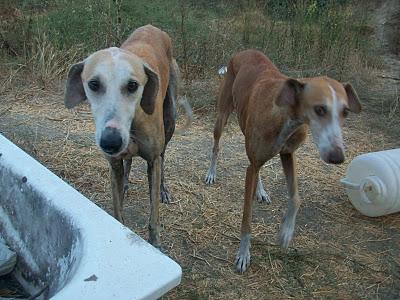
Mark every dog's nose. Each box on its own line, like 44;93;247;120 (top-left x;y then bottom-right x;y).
327;147;345;164
100;127;123;154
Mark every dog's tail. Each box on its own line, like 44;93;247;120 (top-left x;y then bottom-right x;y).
176;95;193;134
172;58;193;134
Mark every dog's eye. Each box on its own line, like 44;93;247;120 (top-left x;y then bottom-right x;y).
127;80;138;93
88;79;101;92
343;108;350;118
314;105;327;117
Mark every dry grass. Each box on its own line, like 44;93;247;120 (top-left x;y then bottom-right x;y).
1;76;400;299
30;34;82;88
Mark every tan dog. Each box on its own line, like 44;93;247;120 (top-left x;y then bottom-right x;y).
205;49;361;273
64;25;179;248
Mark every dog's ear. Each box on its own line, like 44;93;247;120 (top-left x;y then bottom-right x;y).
64;62;86;109
141;65;159;115
276;78;305;107
343;83;361;113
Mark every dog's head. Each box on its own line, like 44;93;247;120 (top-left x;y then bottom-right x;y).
276;77;361;164
64;47;159;157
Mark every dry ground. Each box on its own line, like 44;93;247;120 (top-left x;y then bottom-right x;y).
0;74;400;299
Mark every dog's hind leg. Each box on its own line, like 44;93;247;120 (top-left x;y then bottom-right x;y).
123;158;132;194
160;60;178;203
256;174;271;204
278;152;300;249
205;65;235;184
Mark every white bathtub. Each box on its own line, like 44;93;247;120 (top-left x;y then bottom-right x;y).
0;134;181;299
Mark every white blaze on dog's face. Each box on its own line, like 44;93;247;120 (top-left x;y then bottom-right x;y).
301;78;361;164
64;47;159;157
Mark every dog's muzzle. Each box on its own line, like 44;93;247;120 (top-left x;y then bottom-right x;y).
100;127;123;155
326;146;345;164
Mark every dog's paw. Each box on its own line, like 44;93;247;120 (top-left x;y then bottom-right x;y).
278;217;295;250
235;248;251;274
204;168;216;185
149;241;165;253
148;232;161;249
235;234;251;273
160;184;172;204
256;187;271;204
123;181;129;194
115;213;125;225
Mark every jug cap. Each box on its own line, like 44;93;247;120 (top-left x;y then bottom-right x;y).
360;176;387;205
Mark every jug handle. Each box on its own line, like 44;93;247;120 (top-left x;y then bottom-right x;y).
340;178;360;190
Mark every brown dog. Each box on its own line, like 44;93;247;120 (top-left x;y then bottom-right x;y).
64;25;179;248
205;49;361;272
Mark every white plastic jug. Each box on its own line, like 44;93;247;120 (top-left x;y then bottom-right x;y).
340;148;400;217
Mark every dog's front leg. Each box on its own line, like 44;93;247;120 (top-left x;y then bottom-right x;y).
235;163;260;273
147;156;161;248
108;158;125;223
279;152;300;249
